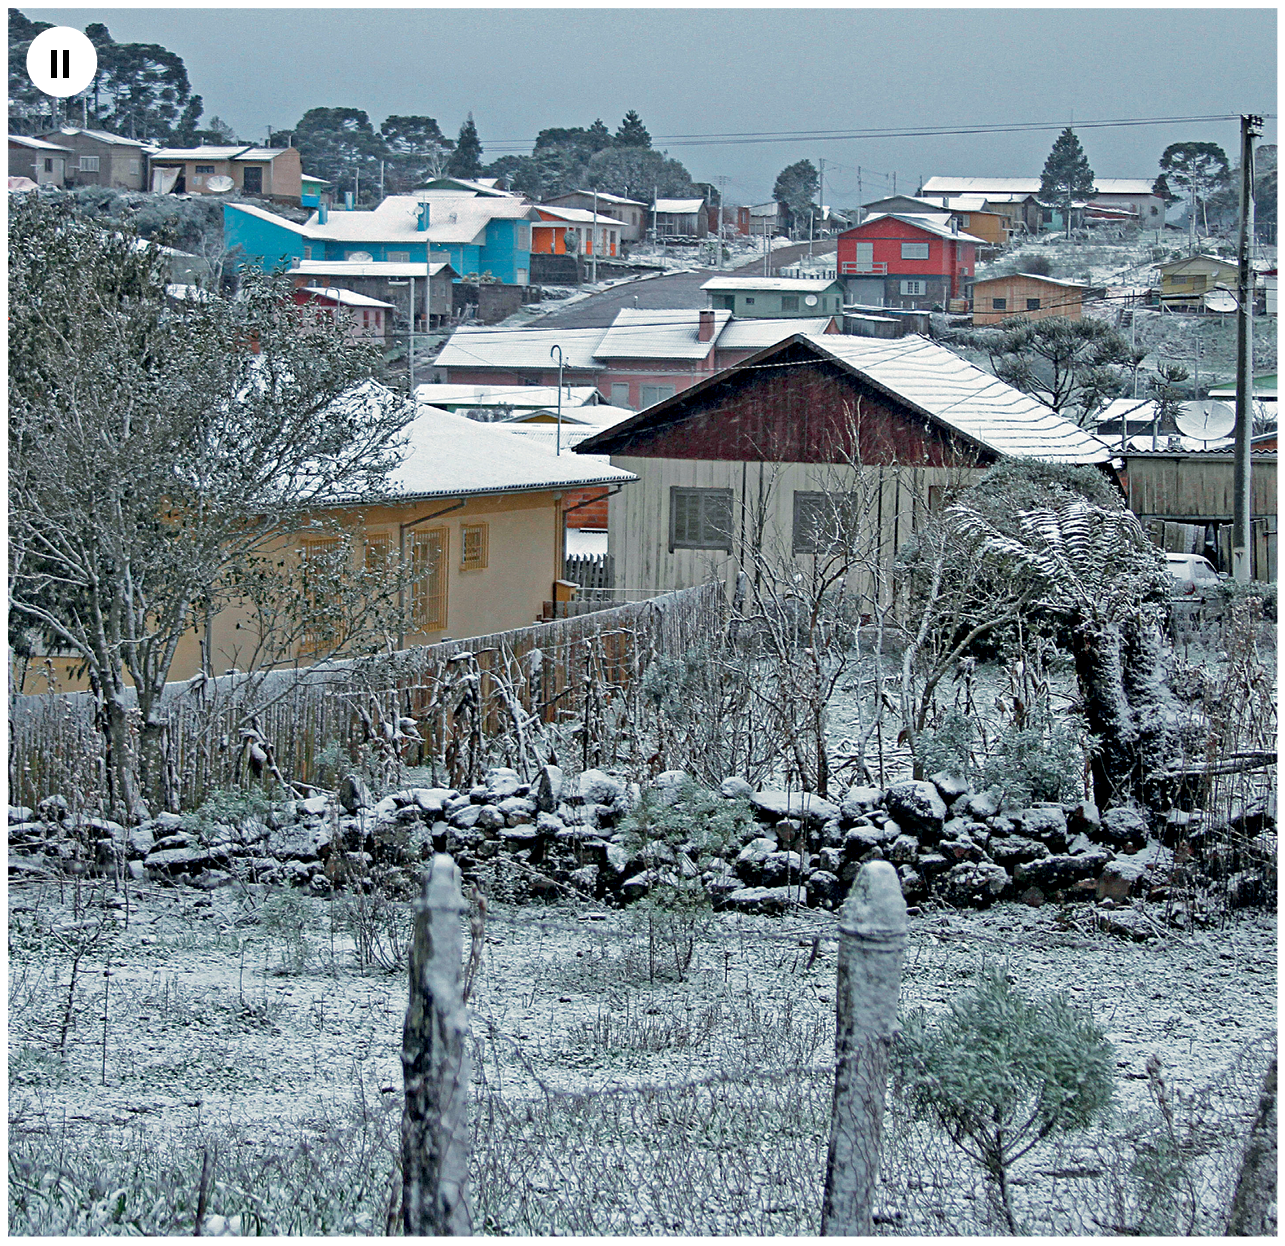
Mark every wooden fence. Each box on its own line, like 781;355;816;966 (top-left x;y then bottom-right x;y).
9;582;724;811
564;552;614;592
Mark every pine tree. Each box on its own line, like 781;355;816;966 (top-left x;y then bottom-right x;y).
446;112;483;178
1039;127;1095;237
614;110;651;148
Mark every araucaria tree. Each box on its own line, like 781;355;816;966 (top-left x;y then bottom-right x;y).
1153;141;1231;236
1039;127;1096;237
8;198;410;821
446;112;483;178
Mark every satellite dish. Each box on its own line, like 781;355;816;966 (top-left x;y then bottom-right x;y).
346;251;374;263
60;125;78;134
206;174;234;192
804;293;819;307
1175;400;1236;441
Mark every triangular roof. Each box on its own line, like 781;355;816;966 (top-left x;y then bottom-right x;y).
844;213;987;245
575;334;1109;464
39;126;149;148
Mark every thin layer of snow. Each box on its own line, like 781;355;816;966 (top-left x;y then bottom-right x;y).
594;308;732;359
565;528;609;556
700;275;840;293
716;317;835;348
298;286;395;309
433;324;603;371
415;384;600;411
289;259;454;278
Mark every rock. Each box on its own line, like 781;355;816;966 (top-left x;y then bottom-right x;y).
8;806;34;824
1066;832;1099;856
474;805;506;833
760;850;804;886
498;796;536;824
193;868;233;891
818;818;845;847
722;885;804;914
929;772;971;805
734;836;779;884
619;871;657;901
146;846;214;873
1014;849;1112;894
818;846;844;873
719;776;754;800
987;836;1050;868
1096;856;1151;904
704;872;742;902
750;791;841;827
94;838;121;872
127;826;156;858
536;811;565;835
1066;799;1101;839
959;789;1001;821
640;841;677;867
806;870;845;909
337;774;373;814
1012;805;1068;849
500;824;539;845
603;843;631;875
917;852;950;879
651;770;689;804
299;794;329;817
572;769;626;810
533;764;563;813
1102;805;1149;848
268;825;330;861
941;816;972;842
1020;886;1046;907
938;837;986;864
445;794;473;819
1226;870;1269;909
484;767;522;799
842;784;884;814
843;827;884;858
412;788;454;817
885;781;947;841
568;865;599;895
153;832;194;852
36;795;69;820
449;803;482;830
938;861;1010;908
888;834;920;865
897;866;927;903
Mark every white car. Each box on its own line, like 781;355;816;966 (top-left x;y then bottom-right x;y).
1166;553;1222;600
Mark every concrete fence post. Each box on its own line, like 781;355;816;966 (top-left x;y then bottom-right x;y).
821;859;908;1235
402;853;473;1235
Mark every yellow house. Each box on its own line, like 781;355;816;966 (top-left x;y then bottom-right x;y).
1157;254;1241;310
17;406;636;694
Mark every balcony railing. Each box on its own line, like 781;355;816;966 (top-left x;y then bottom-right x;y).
840;261;888;275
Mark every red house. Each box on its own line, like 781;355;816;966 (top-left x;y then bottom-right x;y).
836;213;982;311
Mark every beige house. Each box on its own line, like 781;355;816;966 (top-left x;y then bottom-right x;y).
1157;254;1241;310
575;333;1109;599
8;133;73;185
970;273;1087;325
148;144;303;202
36;127;148;189
18;404;636;694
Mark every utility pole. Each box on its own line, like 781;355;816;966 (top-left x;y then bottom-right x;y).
550;345;564;456
818;156;825;245
1232;112;1262;582
591;187;598;284
856;167;862;224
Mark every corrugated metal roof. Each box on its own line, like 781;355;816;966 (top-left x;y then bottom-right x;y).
415;384;601;410
537;205;624;225
653;198;706;214
290;259;455;278
9;134;74;152
970;272;1088;289
44;127;148;148
701;276;840;293
807;335;1109;463
433;325;603;371
923;176;1156;197
716;317;834;348
594;308;729;359
299;286;396;309
150;145;252;160
855;213;987;245
386;405;636;499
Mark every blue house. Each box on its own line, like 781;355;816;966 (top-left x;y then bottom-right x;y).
224;190;538;285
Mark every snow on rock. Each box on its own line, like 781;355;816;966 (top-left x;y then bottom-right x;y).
750;789;841;826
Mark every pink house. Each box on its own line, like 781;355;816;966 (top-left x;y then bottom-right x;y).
292;285;396;342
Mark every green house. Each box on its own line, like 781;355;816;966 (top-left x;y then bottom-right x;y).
701;275;847;319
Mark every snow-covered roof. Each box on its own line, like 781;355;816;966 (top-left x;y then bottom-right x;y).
716;317;835;348
289;259;455;278
922;176;1157;198
8;176;38;191
433;325;603;372
304;193;537;244
415;384;601;411
165;283;211;302
653;198;706;214
299;286;396;309
150;145;251;160
46;126;148;148
594;308;731;360
701;276;840;293
8;134;73;152
856;213;987;245
559;190;646;207
386;405;636;499
536;205;624;226
503;403;635;427
970;272;1089;289
579;334;1109;465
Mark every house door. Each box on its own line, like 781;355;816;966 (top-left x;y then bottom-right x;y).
242;166;263;194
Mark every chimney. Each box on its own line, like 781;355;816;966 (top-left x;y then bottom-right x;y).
318;203;328;225
345;191;354;210
698;308;715;341
417;202;431;231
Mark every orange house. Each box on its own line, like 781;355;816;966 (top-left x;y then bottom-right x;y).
532;205;622;258
970;273;1087;325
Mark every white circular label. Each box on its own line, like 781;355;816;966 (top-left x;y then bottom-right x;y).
26;27;97;98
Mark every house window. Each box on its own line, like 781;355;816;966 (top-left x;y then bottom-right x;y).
780;295;799;312
610;383;632;408
303;246;313;260
1026;298;1041;310
792;492;832;555
410;528;448;630
242;166;263;193
640;384;676;408
79;155;100;172
715;294;735;310
194;164;215;174
300;536;342;653
901;242;930;260
745;296;755;305
364;532;391;573
460;523;489;570
516;224;530;250
992;297;1007;310
670;487;733;552
900;280;926;296
43;159;53;172
960;215;971;227
388;251;410;263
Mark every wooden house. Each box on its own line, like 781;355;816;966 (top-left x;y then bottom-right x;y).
287;258;457;330
573;333;1108;598
1157;254;1242;311
148;144;304;201
701;275;847;318
836;214;983;309
544;190;647;241
36;127;148;189
652;197;708;239
969;273;1087;325
291;286;397;342
8;133;73;186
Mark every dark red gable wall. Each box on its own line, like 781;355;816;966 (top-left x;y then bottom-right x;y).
609;351;994;467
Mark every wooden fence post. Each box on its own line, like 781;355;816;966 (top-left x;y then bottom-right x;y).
402;853;472;1235
821;859;908;1235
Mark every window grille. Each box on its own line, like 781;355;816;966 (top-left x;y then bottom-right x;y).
411;528;448;630
461;523;488;570
670;488;733;552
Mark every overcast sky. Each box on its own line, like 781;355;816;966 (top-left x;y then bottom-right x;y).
25;6;1278;204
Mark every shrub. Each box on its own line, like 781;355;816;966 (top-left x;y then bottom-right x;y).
617;778;755;868
893;967;1116;1233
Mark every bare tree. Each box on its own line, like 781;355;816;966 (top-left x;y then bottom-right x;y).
9;196;412;820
